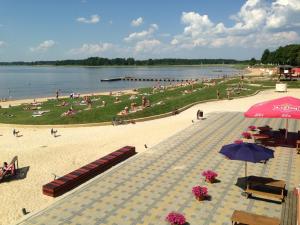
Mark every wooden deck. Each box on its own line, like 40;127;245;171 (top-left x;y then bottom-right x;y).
281;190;298;225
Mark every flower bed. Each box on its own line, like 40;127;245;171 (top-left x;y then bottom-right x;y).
242;131;252;139
234;139;243;144
248;125;256;131
166;212;186;225
192;185;208;200
202;170;218;183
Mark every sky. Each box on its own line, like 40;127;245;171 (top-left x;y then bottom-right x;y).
0;0;300;61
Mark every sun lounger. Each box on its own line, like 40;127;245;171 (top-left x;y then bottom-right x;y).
231;210;280;225
0;156;18;182
245;176;286;203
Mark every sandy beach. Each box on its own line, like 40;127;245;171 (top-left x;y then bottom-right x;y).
1;87;299;225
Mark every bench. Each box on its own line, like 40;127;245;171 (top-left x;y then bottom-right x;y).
43;146;136;197
0;156;18;182
246;176;286;203
231;210;280;225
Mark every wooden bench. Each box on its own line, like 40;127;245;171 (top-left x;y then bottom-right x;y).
0;156;18;182
246;176;286;203
231;210;280;225
43;146;136;197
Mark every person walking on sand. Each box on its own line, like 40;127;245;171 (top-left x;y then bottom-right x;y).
217;89;220;99
56;90;59;100
227;90;230;100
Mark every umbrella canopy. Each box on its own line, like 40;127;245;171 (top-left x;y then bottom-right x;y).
219;142;274;163
244;96;300;119
220;142;274;183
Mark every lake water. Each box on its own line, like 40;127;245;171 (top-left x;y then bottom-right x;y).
0;66;243;100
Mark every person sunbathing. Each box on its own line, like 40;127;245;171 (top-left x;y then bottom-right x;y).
62;108;76;117
0;162;12;175
114;97;121;103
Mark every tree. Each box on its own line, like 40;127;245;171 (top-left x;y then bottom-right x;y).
249;58;256;66
261;49;270;64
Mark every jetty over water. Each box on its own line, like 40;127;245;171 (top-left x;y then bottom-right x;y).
100;76;199;82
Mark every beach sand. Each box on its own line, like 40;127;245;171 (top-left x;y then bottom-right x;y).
0;88;299;225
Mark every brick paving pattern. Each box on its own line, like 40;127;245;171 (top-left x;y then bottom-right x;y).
17;112;300;225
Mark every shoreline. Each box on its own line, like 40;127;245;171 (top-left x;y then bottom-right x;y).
0;88;138;108
0;71;253;107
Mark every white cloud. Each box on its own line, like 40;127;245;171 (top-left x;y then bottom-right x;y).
131;17;143;27
134;39;161;53
171;0;300;49
124;24;159;42
0;41;5;47
69;42;115;55
30;40;55;52
76;14;100;24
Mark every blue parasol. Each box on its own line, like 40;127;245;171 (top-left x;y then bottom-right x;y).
219;142;274;177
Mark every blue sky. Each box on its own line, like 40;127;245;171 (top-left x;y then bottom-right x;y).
0;0;299;61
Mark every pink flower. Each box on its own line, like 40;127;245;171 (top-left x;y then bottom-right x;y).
248;125;256;131
234;140;243;144
192;186;208;198
202;170;218;182
166;212;186;225
242;132;251;139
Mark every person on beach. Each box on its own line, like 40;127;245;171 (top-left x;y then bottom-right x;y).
1;162;9;174
227;90;230;100
197;110;203;119
56;90;59;100
173;108;179;115
12;129;18;136
142;96;146;108
217;89;220;99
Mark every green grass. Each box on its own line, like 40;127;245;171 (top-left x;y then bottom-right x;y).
1;78;299;125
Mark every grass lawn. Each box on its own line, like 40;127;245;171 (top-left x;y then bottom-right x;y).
1;78;299;125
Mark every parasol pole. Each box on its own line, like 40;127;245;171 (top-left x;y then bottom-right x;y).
245;161;248;189
285;118;288;140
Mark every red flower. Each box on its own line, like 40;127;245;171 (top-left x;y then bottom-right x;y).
192;185;208;198
166;212;186;225
248;125;256;131
234;140;243;144
242;132;251;139
202;170;218;182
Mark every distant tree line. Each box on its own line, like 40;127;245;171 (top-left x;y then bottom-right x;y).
261;44;300;66
0;57;250;66
1;44;300;66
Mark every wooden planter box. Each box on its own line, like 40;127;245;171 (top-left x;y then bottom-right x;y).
43;146;136;197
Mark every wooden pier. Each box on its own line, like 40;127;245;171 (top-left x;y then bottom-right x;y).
100;76;199;82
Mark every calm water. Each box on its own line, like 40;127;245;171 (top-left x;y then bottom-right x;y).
0;66;243;99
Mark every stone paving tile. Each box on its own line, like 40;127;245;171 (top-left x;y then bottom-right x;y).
17;113;300;225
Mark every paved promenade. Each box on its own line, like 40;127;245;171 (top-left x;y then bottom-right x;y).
18;112;300;225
